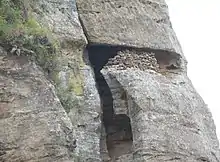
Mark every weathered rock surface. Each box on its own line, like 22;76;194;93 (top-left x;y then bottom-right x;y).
77;0;220;161
1;0;102;161
76;0;183;55
0;47;76;162
32;0;102;161
34;0;102;161
102;67;220;161
0;0;220;162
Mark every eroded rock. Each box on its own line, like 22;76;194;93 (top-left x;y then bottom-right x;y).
76;0;183;55
101;68;220;162
0;0;219;162
0;48;77;162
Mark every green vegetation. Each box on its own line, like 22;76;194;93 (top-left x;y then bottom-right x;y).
0;0;59;70
0;0;85;113
59;92;82;114
68;72;84;96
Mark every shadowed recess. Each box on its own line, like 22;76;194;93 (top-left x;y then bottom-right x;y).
86;43;182;71
86;44;133;159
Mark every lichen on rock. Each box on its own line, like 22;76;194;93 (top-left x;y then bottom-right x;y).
0;0;220;162
0;0;102;161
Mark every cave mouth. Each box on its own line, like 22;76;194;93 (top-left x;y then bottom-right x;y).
86;44;133;159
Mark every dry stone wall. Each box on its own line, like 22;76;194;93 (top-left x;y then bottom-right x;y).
105;50;160;72
0;0;219;162
77;0;220;161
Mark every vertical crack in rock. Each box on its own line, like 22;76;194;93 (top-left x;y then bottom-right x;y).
86;44;134;161
85;43;184;161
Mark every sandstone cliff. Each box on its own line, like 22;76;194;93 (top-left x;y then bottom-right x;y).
0;0;219;162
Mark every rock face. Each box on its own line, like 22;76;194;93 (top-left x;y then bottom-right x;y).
0;48;76;162
76;0;183;55
77;0;220;161
1;0;101;161
0;0;219;162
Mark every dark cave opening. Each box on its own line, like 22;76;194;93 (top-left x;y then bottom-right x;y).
86;44;133;159
87;44;182;72
86;44;181;160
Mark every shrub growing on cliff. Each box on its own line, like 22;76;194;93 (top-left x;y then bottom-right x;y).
0;0;59;70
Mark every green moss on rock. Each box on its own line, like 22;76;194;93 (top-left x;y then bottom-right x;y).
58;88;82;114
68;72;84;96
0;0;86;114
0;0;59;71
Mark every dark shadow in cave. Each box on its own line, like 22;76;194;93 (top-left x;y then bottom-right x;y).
86;43;181;159
87;44;118;127
87;43;182;71
87;44;121;72
86;44;133;159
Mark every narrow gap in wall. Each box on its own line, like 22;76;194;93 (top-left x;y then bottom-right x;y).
85;43;182;160
87;43;182;71
86;44;133;160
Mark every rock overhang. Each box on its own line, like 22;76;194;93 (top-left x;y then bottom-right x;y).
76;0;184;57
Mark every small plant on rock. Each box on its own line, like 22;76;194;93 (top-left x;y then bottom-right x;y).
0;0;59;70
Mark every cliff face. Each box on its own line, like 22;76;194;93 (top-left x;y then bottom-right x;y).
0;0;219;162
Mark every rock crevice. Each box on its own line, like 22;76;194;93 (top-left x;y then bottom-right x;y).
86;44;134;161
0;0;219;162
84;43;187;161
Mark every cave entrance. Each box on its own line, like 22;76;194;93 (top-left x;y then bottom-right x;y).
86;44;133;160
